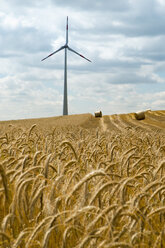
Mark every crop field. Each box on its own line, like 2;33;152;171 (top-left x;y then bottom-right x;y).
0;110;165;248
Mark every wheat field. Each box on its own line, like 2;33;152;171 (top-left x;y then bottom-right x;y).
0;110;165;248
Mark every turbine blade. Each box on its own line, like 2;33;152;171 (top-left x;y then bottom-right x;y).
66;16;68;44
68;46;91;62
41;46;65;61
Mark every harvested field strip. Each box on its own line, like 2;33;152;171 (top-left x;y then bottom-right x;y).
143;116;165;132
100;116;119;132
145;111;165;121
108;115;124;132
127;113;165;133
100;117;108;132
156;110;165;116
118;114;138;130
116;114;133;130
145;111;165;125
117;113;152;131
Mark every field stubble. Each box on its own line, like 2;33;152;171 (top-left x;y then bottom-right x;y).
0;111;165;247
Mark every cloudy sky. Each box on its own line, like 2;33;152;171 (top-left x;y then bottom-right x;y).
0;0;165;120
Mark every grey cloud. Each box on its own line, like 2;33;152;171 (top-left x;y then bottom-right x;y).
0;27;51;57
126;36;165;62
68;59;145;75
64;0;165;38
107;72;157;85
51;0;130;12
4;0;51;8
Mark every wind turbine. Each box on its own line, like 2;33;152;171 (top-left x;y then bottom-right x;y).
41;16;91;116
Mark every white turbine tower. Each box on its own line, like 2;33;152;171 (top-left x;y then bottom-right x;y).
41;16;91;116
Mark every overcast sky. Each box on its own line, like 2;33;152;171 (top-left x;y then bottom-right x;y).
0;0;165;120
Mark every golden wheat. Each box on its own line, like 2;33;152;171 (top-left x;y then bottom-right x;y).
0;113;165;247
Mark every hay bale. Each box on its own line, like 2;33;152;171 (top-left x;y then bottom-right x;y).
135;111;145;120
95;111;102;118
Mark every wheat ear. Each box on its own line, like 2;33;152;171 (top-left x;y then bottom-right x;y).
87;204;117;232
28;124;37;139
22;155;30;172
0;232;11;242
18;166;43;181
1;213;14;232
33;151;42;166
25;216;53;248
65;206;98;223
123;146;136;156
89;181;118;205
97;240;107;248
29;184;47;218
61;141;78;160
143;180;162;192
147;206;165;218
10;168;22;183
104;242;133;248
62;225;84;248
42;226;55;248
13;228;32;248
44;154;52;179
65;170;106;205
0;163;9;202
16;178;34;220
131;231;150;246
64;160;77;172
149;185;165;202
120;177;135;204
49;175;64;201
76;234;98;248
154;160;165;177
